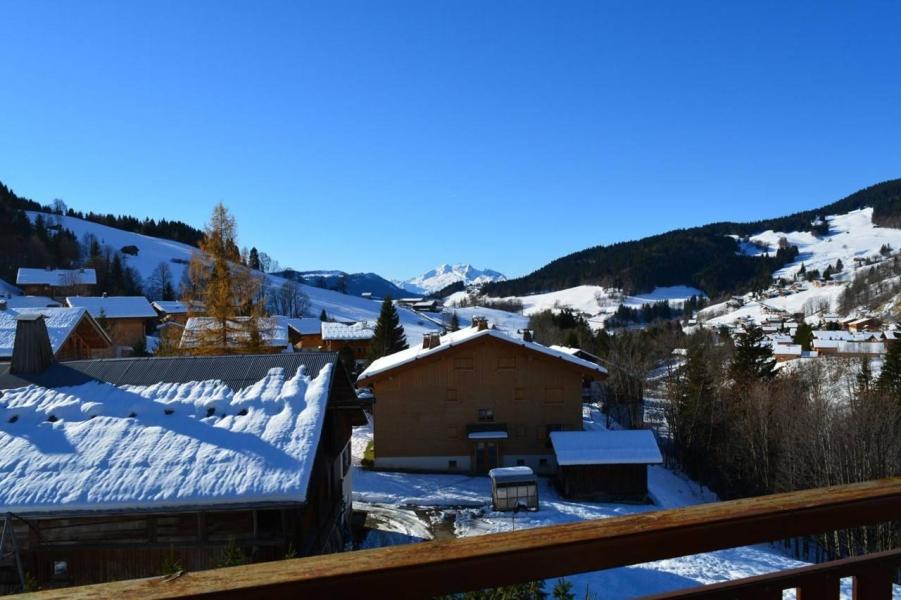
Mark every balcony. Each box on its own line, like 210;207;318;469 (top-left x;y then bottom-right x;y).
22;477;901;599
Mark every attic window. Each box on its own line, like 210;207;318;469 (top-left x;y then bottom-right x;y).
164;408;174;415
47;415;58;423
7;415;18;424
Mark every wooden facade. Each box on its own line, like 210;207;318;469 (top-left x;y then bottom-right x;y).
102;317;150;349
556;463;650;502
323;337;370;360
358;334;604;475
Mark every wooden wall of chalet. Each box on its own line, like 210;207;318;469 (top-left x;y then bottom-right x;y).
104;318;148;348
556;463;650;502
324;338;370;360
370;335;587;461
299;332;323;350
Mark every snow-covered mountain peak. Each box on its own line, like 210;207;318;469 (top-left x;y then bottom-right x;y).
399;263;506;295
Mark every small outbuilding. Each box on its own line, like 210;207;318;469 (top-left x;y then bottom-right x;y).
488;466;539;512
550;430;663;502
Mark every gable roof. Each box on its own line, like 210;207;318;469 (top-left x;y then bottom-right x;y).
3;296;62;309
0;358;339;515
0;307;111;359
151;300;189;315
66;296;157;319
0;278;22;297
16;268;97;286
321;321;375;341
550;430;663;466
358;324;607;382
274;316;323;336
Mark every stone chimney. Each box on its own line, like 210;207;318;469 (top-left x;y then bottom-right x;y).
472;316;489;331
422;332;441;350
11;314;56;375
521;329;534;342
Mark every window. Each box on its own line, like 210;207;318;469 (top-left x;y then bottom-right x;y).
448;460;458;469
446;388;458;402
478;408;494;422
516;458;525;466
497;356;515;369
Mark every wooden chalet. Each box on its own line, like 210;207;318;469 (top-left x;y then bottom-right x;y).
15;268;97;299
320;321;375;361
356;318;607;475
151;300;192;326
0;331;365;591
275;316;325;350
66;296;157;350
0;306;111;363
549;429;663;501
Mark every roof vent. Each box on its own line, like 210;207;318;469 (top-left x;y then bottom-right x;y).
472;316;489;331
422;332;441;349
520;329;534;342
10;314;55;375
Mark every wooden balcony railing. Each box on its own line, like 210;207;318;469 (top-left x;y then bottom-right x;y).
21;477;901;600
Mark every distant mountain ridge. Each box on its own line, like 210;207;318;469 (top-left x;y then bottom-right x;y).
484;178;901;299
397;263;506;295
275;269;409;298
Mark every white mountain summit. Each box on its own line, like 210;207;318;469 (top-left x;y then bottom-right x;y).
398;263;506;295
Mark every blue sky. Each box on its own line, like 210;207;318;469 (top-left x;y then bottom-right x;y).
1;1;900;280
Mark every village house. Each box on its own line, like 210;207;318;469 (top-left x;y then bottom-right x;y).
550;429;663;501
274;316;325;349
846;317;881;333
773;343;818;362
320;321;375;361
151;300;192;325
180;317;290;354
0;305;111;363
812;339;885;357
356;318;607;475
15;268;97;299
66;296;157;351
0;322;365;589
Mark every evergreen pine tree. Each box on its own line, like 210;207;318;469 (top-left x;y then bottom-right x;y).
730;325;776;383
369;296;408;360
856;356;872;396
319;309;328;321
248;247;261;270
877;342;901;399
449;311;460;332
793;322;814;351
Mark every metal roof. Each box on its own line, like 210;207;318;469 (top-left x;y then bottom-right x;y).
0;352;343;393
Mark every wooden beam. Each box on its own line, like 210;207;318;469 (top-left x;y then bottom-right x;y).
17;478;901;600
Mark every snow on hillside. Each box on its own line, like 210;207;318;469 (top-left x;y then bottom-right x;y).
28;211;443;344
743;208;901;280
399;263;506;295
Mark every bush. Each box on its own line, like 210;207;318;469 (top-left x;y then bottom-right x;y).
361;440;375;469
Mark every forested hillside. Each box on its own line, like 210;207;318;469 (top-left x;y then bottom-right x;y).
485;178;901;298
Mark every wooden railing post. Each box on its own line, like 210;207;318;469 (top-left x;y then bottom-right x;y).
853;566;894;600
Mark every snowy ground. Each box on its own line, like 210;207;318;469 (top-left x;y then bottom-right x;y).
349;408;892;598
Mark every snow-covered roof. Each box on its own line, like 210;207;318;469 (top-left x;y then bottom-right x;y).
468;430;509;440
16;268;97;286
812;330;881;342
3;296;62;309
550;430;663;466
0;364;334;514
812;339;885;354
358;324;607;381
0;307;98;358
489;466;536;484
275;316;322;336
773;344;803;356
321;321;375;341
0;278;22;297
66;296;157;319
181;317;290;349
152;300;189;315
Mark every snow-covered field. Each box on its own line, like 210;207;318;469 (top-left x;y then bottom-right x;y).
349;407;888;599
